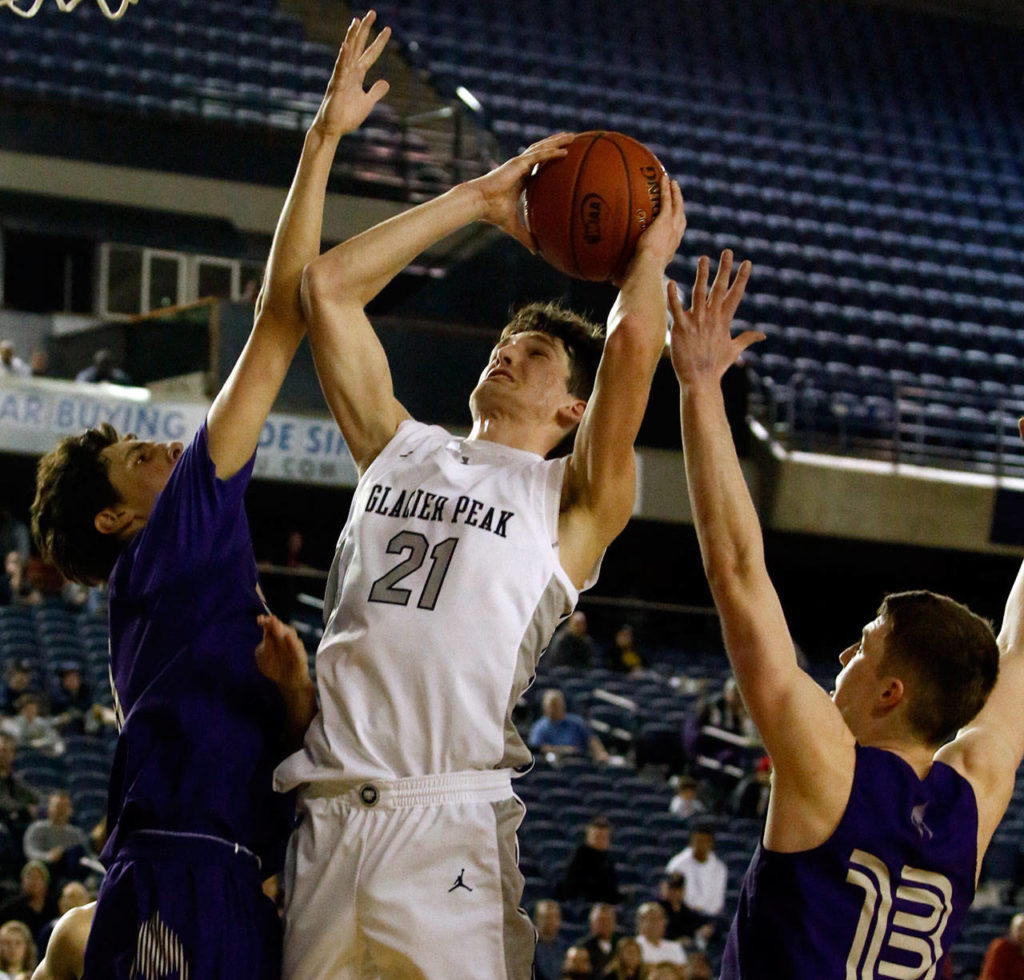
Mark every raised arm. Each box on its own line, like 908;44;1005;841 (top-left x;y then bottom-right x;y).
31;903;94;980
300;133;574;473
670;253;855;844
205;11;391;478
937;484;1024;848
558;175;686;586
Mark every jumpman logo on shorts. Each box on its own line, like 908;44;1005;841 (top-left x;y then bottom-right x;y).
448;868;473;892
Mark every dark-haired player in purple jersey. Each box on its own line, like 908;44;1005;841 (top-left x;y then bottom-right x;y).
28;13;391;978
668;252;1024;979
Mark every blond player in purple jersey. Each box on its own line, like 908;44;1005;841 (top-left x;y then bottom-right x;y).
668;251;1024;979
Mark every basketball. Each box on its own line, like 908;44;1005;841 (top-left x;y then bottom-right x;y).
523;131;667;282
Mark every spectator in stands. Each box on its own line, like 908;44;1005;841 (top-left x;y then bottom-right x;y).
657;874;713;947
547;611;596;669
0;342;30;378
23;792;90;882
534;899;567;980
34;880;90;961
604;936;645;980
560;945;593;979
2;696;62;757
606;625;642;673
648;967;686;980
980;911;1024;980
0;505;30;564
2;554;40;609
49;667;92;736
74;350;131;386
29;350;49;379
728;755;772;819
664;824;727;919
529;689;608;763
0;861;58;942
25;557;86;611
0;732;39;851
682;954;713;980
582;902;623;976
556;816;622;904
635;902;686;966
669;776;706;821
1;664;40;718
696;678;755;739
0;918;37;979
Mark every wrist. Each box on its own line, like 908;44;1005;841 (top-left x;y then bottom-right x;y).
305;122;344;152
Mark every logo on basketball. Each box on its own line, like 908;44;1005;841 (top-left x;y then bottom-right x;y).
640;165;662;213
580;194;607;244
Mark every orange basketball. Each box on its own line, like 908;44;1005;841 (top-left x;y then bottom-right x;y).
523;131;666;282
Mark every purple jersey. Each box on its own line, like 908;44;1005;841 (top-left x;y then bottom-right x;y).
722;745;977;979
104;422;293;871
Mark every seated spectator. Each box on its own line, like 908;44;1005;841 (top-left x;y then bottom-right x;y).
657;874;713;947
0;862;58;943
534;899;567;980
74;350;131;386
547;612;596;669
556;816;622;905
2;696;62;757
0;505;30;564
560;945;593;979
664;824;727;919
728;755;772;819
0;733;39;862
34;880;90;961
980;911;1024;980
25;558;85;611
1;554;40;609
23;792;90;883
1;664;41;718
604;936;645;980
529;690;608;763
648;966;686;980
0;918;36;979
49;668;92;736
28;350;48;379
682;953;713;980
635;902;686;966
606;625;642;673
582;902;623;977
0;342;30;378
696;678;755;739
669;776;706;821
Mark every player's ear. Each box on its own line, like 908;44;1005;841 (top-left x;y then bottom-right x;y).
94;506;133;538
557;396;586;430
877;676;905;713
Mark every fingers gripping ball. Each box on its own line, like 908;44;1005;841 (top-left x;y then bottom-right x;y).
523;131;666;282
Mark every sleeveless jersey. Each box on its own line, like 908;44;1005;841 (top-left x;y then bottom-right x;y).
105;422;294;871
276;421;591;787
722;745;978;980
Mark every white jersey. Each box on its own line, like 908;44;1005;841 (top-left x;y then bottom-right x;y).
276;421;597;788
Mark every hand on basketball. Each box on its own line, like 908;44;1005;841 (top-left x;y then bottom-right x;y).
668;250;760;386
470;133;576;251
620;172;686;283
256;614;312;692
312;10;391;139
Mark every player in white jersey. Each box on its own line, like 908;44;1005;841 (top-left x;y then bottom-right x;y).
270;70;687;976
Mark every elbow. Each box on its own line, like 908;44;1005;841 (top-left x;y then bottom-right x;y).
299;260;330;324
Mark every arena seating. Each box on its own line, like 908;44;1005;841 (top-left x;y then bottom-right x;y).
376;0;1024;473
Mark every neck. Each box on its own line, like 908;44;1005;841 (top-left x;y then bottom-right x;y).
861;735;936;778
467;415;556;456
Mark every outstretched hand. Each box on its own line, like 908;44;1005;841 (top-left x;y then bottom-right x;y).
313;9;391;140
256;614;311;692
470;132;576;251
668;250;760;386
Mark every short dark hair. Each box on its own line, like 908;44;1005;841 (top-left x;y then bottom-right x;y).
31;424;124;586
878;590;999;745
499;302;605;400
